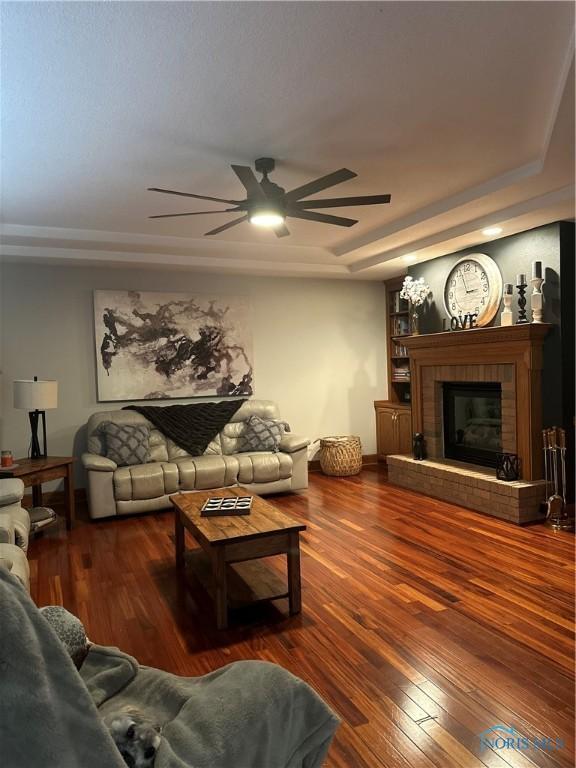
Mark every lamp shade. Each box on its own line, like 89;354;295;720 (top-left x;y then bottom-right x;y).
13;379;58;410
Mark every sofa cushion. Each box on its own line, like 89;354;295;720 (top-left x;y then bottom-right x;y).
204;434;223;455
174;455;239;491
99;422;151;467
220;421;247;455
148;429;169;463
166;437;190;461
230;400;280;423
240;415;289;453
113;462;179;501
166;434;222;460
236;452;293;485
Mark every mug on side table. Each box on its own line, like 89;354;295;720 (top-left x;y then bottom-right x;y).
1;451;14;468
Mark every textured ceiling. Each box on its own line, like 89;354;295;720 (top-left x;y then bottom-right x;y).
1;1;574;279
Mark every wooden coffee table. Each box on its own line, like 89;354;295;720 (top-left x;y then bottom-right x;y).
171;488;306;629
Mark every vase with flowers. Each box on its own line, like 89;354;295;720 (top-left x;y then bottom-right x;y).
400;276;430;335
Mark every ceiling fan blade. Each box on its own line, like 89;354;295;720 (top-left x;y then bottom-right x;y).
293;194;391;209
274;223;291;238
149;209;239;219
231;165;267;201
148;187;242;205
285;169;357;202
287;209;357;227
204;214;249;236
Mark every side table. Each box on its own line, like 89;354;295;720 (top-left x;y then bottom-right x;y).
0;456;75;530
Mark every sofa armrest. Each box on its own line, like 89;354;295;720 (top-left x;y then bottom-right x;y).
279;434;310;454
0;479;25;507
82;453;117;472
0;513;16;546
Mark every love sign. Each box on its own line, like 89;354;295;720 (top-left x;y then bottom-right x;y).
450;313;478;331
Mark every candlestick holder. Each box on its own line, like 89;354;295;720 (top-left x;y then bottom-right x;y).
530;276;544;323
501;292;513;326
516;281;528;324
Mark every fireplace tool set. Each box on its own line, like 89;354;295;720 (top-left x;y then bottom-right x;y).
542;427;573;530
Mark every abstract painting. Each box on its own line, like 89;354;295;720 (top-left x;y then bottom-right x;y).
93;290;254;401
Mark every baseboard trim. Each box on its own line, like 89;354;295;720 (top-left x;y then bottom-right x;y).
308;454;379;472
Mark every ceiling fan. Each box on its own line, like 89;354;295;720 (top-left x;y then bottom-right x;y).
148;157;391;238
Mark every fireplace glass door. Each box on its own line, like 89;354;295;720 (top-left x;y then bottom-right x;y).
443;382;502;467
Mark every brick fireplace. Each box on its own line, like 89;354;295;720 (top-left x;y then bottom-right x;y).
387;324;551;524
423;367;513;466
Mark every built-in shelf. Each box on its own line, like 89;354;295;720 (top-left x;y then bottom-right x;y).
385;277;412;407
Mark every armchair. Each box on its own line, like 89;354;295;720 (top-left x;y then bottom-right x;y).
0;479;31;591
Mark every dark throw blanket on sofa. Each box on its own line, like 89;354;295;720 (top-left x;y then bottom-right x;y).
124;399;245;456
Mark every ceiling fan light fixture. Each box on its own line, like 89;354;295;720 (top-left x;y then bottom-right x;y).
148;158;390;237
249;209;286;228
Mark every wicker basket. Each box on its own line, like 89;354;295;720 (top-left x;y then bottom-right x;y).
318;435;362;476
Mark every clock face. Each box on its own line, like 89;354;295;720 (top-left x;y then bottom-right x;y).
443;254;503;327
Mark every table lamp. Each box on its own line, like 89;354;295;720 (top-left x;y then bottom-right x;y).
13;377;58;459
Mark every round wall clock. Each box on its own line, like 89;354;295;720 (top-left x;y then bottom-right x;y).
443;253;503;327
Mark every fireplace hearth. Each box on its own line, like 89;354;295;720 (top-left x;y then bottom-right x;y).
386;325;550;524
443;382;502;467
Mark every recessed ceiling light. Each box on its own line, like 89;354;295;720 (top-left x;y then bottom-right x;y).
249;209;286;228
482;226;503;236
402;254;418;263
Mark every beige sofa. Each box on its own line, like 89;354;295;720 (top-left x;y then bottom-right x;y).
0;479;31;591
82;400;309;519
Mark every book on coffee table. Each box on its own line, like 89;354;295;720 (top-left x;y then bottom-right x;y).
201;496;253;517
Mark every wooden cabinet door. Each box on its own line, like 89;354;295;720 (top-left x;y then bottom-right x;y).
395;409;413;455
376;407;398;459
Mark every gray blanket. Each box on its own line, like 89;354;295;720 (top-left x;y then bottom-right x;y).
0;568;339;767
0;569;126;768
81;644;340;768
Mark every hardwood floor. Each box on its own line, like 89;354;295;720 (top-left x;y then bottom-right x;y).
30;468;575;768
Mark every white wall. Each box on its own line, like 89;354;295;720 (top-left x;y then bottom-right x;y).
1;262;387;485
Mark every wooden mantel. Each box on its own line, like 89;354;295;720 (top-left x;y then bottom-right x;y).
400;324;552;480
398;323;551;352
